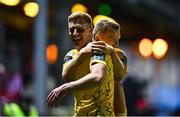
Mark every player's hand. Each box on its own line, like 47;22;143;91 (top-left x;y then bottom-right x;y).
47;83;71;107
105;44;115;54
92;41;107;54
79;41;106;55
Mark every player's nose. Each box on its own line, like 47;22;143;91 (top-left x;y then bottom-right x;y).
72;29;80;36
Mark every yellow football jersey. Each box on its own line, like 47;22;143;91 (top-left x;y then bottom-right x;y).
63;49;115;116
114;48;127;68
114;48;127;115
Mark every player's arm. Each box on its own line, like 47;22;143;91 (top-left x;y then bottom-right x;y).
108;46;127;81
63;53;107;91
113;49;128;115
62;51;90;82
62;41;106;82
47;62;106;107
111;50;126;81
114;81;127;116
68;62;106;90
116;49;128;74
67;53;107;90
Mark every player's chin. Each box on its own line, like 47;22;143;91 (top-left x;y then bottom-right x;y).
74;38;83;45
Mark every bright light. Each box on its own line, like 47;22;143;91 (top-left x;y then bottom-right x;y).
0;0;20;6
138;38;153;58
98;3;112;16
71;3;87;13
46;44;58;64
24;2;39;18
152;38;168;59
93;15;116;25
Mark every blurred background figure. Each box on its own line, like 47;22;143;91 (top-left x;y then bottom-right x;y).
0;0;180;116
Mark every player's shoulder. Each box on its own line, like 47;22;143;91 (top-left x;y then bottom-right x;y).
65;49;78;57
115;48;127;66
64;49;78;63
115;48;127;58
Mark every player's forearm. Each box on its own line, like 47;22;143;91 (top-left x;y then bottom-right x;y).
114;81;127;114
67;73;104;91
62;52;89;82
111;51;127;81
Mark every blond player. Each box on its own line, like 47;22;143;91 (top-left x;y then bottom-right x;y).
93;19;128;116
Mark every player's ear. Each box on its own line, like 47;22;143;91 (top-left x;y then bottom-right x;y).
94;34;100;41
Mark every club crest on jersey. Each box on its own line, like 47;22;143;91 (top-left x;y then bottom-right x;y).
64;56;73;63
64;51;74;63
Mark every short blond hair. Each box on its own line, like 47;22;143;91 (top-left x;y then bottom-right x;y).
93;19;121;38
68;12;93;28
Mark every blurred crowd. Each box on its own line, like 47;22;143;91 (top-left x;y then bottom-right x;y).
0;44;38;116
123;76;180;116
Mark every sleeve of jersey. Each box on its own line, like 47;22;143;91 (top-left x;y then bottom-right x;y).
115;48;127;67
120;51;127;67
63;50;74;68
90;54;106;66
